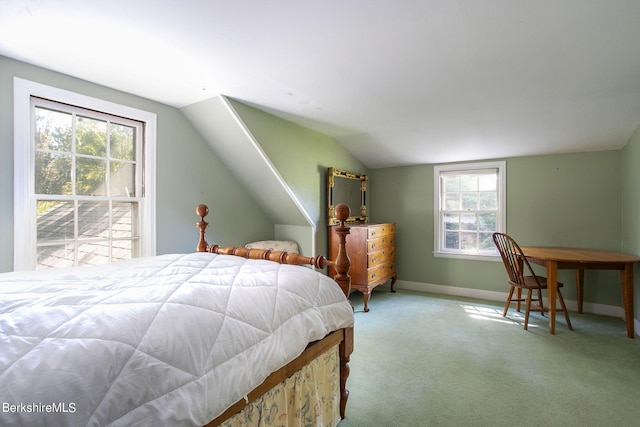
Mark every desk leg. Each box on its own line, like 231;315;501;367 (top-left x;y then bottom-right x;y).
547;260;558;335
621;263;635;338
575;269;584;314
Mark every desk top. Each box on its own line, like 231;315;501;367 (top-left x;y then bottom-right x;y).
520;246;640;264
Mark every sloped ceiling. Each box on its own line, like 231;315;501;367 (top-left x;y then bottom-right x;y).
2;1;640;168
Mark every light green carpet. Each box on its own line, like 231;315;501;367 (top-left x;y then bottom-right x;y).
338;287;640;427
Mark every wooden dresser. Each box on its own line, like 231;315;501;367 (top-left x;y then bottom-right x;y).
329;222;397;312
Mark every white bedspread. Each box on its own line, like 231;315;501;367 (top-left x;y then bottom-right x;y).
0;253;354;426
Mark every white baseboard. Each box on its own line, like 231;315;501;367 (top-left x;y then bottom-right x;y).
394;279;638;336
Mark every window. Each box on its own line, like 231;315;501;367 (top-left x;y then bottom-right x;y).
14;78;156;270
434;161;506;259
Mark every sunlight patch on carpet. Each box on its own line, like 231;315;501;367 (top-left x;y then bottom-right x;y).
461;304;540;327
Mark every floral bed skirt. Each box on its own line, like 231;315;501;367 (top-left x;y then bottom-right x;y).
219;344;341;427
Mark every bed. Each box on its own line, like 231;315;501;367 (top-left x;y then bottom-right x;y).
0;203;354;427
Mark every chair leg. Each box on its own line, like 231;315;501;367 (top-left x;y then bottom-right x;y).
524;289;533;330
557;289;573;330
537;288;545;317
515;288;523;312
503;286;515;317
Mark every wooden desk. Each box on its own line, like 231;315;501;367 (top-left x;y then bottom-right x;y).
520;246;640;338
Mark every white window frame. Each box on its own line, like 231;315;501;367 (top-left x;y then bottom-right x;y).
433;161;506;260
13;77;156;270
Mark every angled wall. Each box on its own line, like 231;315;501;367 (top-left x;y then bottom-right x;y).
181;95;369;258
227;98;369;258
181;96;316;255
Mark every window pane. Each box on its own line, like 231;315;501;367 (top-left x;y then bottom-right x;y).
112;202;137;238
461;192;478;210
444;193;460;210
37;243;75;270
479;192;497;210
478;213;496;231
112;240;133;262
110;123;136;161
460;232;478;250
460;175;478;191
443;176;460;192
76;157;106;196
35;152;72;195
461;213;477;231
445;231;459;249
444;213;459;230
478;174;496;191
110;162;135;197
35;107;72;152
78;201;110;239
479;232;494;250
77;241;110;267
77;116;107;156
37;200;74;242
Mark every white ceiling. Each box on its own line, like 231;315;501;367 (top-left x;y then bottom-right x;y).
2;0;640;168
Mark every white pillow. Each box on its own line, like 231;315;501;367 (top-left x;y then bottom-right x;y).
244;240;299;254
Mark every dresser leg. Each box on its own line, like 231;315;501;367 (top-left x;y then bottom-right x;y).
362;291;371;312
390;274;397;293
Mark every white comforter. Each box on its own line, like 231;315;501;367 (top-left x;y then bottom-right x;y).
0;253;354;426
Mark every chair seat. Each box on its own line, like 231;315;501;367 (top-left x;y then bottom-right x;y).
520;275;564;289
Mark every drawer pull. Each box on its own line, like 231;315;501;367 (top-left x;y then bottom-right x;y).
371;272;376;279
372;257;377;264
371;243;376;249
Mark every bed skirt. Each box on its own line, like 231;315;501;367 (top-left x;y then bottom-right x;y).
218;344;341;427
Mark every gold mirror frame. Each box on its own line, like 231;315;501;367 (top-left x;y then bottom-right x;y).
328;167;368;225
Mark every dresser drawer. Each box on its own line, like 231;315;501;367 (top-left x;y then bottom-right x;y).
367;223;395;239
368;247;395;267
367;261;396;285
367;234;395;251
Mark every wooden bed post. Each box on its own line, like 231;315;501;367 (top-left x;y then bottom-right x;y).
196;204;209;252
332;203;352;298
340;327;354;419
332;203;353;419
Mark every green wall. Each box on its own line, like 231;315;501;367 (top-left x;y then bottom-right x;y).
621;125;640;328
0;56;273;272
369;151;625;307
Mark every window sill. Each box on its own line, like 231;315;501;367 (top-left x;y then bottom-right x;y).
433;251;501;262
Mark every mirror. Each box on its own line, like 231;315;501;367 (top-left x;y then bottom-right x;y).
328;167;368;225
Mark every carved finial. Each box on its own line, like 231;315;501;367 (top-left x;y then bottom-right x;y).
335;203;350;222
196;204;209;218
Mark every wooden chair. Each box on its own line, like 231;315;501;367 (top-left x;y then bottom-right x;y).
492;233;572;331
